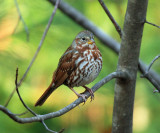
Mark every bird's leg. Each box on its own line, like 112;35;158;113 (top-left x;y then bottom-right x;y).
69;87;87;103
82;86;94;101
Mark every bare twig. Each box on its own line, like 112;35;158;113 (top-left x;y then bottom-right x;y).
140;55;160;92
98;0;122;38
15;111;28;116
13;0;29;41
138;60;160;92
48;0;160;92
15;68;36;116
15;67;62;133
146;20;160;29
142;55;160;76
1;71;129;123
5;0;61;107
42;121;64;133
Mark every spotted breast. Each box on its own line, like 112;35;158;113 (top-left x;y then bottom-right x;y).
35;30;102;106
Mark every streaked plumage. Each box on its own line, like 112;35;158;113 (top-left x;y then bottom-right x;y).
35;30;102;106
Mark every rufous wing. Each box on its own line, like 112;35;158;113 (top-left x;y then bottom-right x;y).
35;49;77;106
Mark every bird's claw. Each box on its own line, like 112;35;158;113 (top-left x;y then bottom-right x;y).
87;88;94;102
78;94;87;105
80;88;94;102
82;86;95;102
90;92;94;102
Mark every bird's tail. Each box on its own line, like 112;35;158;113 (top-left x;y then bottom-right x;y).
35;83;56;106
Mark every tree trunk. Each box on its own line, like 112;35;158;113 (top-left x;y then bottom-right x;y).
112;0;148;133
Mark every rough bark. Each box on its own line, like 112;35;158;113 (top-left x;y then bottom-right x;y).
112;0;148;133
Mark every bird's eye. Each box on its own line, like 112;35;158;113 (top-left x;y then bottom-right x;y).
82;37;86;41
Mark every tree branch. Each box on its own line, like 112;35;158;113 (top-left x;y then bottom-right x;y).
143;54;160;75
47;0;120;53
140;55;160;92
145;20;160;29
15;67;63;132
5;0;61;107
138;60;160;91
0;71;128;123
98;0;122;38
13;0;29;41
14;111;28;116
15;68;37;116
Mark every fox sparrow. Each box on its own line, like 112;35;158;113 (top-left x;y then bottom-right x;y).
35;30;102;106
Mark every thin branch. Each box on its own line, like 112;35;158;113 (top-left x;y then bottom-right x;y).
48;0;160;92
15;68;36;116
42;121;64;133
98;0;122;38
15;111;28;116
146;20;160;29
147;55;160;72
5;0;60;107
138;60;160;92
142;55;160;76
140;55;160;92
15;67;62;133
1;71;129;123
14;0;29;41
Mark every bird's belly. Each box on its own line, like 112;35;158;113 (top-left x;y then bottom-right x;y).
67;59;102;87
78;66;99;86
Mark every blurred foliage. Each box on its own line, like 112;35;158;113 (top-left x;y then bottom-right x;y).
0;0;160;133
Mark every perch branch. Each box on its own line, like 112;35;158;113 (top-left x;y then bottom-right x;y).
5;0;60;107
48;0;160;92
13;0;29;41
0;71;129;123
98;0;122;38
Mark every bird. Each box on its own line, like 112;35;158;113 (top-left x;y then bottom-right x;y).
35;30;102;106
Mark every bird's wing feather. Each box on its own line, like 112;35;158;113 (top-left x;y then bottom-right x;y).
53;49;77;88
35;49;77;106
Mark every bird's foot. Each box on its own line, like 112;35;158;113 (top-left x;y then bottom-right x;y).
77;94;87;104
69;87;87;104
82;86;94;102
88;89;94;102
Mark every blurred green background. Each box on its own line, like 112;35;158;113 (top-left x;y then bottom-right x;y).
0;0;160;133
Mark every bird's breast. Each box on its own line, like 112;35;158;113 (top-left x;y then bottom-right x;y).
66;49;102;87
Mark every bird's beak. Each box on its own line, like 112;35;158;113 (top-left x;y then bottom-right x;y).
88;39;94;45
